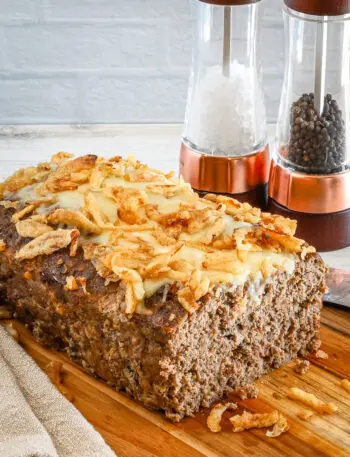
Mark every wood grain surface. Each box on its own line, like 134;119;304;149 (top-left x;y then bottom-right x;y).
2;305;349;457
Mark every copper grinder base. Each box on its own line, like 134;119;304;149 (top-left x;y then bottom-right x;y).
180;142;270;209
268;160;350;251
195;185;268;209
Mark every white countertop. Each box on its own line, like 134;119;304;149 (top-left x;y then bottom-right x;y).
0;123;349;270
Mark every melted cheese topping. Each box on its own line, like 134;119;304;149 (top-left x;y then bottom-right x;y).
16;182;296;298
3;154;308;314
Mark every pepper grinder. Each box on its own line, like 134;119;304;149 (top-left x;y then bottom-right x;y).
269;0;350;251
180;0;269;208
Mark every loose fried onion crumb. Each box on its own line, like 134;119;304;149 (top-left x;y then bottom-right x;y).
207;402;238;433
0;239;6;252
288;387;337;414
229;410;280;433
297;409;314;421
15;219;53;238
314;350;328;359
45;360;73;401
15;229;79;261
293;359;310;375
340;379;350;394
12;204;35;223
266;414;289;438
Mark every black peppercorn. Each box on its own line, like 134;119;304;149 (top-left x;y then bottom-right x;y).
286;93;346;173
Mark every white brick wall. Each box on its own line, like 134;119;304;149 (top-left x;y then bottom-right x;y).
0;0;284;124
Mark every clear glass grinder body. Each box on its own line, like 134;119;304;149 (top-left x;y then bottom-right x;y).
183;0;267;158
276;5;350;174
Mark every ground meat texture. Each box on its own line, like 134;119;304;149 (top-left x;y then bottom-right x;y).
0;206;327;422
233;383;259;400
286;93;346;174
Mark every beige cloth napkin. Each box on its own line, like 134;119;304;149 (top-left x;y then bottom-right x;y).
0;324;117;457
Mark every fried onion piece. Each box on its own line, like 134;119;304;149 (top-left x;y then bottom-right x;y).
36;154;97;195
140;242;183;279
15;229;79;260
85;192;114;229
266;414;289;438
110;263;145;314
178;270;210;314
48;209;102;234
11;204;36;223
287;387;337;414
263;230;305;253
16;219;53;238
260;212;297;236
0;200;18;209
212;235;237;250
204;194;261;223
202;251;246;274
152;229;177;246
233;226;306;254
50;152;74;163
124;171;162;182
207;402;238;433
105;186;148;225
301;244;316;259
69;229;80;257
0;163;51;196
229;410;280;433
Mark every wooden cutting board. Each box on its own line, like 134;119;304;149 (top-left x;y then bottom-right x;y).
2;305;350;457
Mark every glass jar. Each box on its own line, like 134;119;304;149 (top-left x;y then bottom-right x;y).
180;0;269;206
276;2;350;174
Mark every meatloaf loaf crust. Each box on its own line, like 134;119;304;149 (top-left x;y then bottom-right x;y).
0;154;327;421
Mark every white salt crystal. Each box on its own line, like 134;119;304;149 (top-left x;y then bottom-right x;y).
184;61;266;156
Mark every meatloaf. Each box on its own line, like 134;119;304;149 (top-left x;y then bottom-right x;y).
0;153;327;421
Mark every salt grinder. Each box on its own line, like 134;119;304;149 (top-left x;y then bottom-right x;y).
180;0;269;208
269;0;350;251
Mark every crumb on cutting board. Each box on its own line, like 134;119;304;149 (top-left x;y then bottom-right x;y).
207;402;237;433
288;387;337;414
293;359;310;375
314;350;328;359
